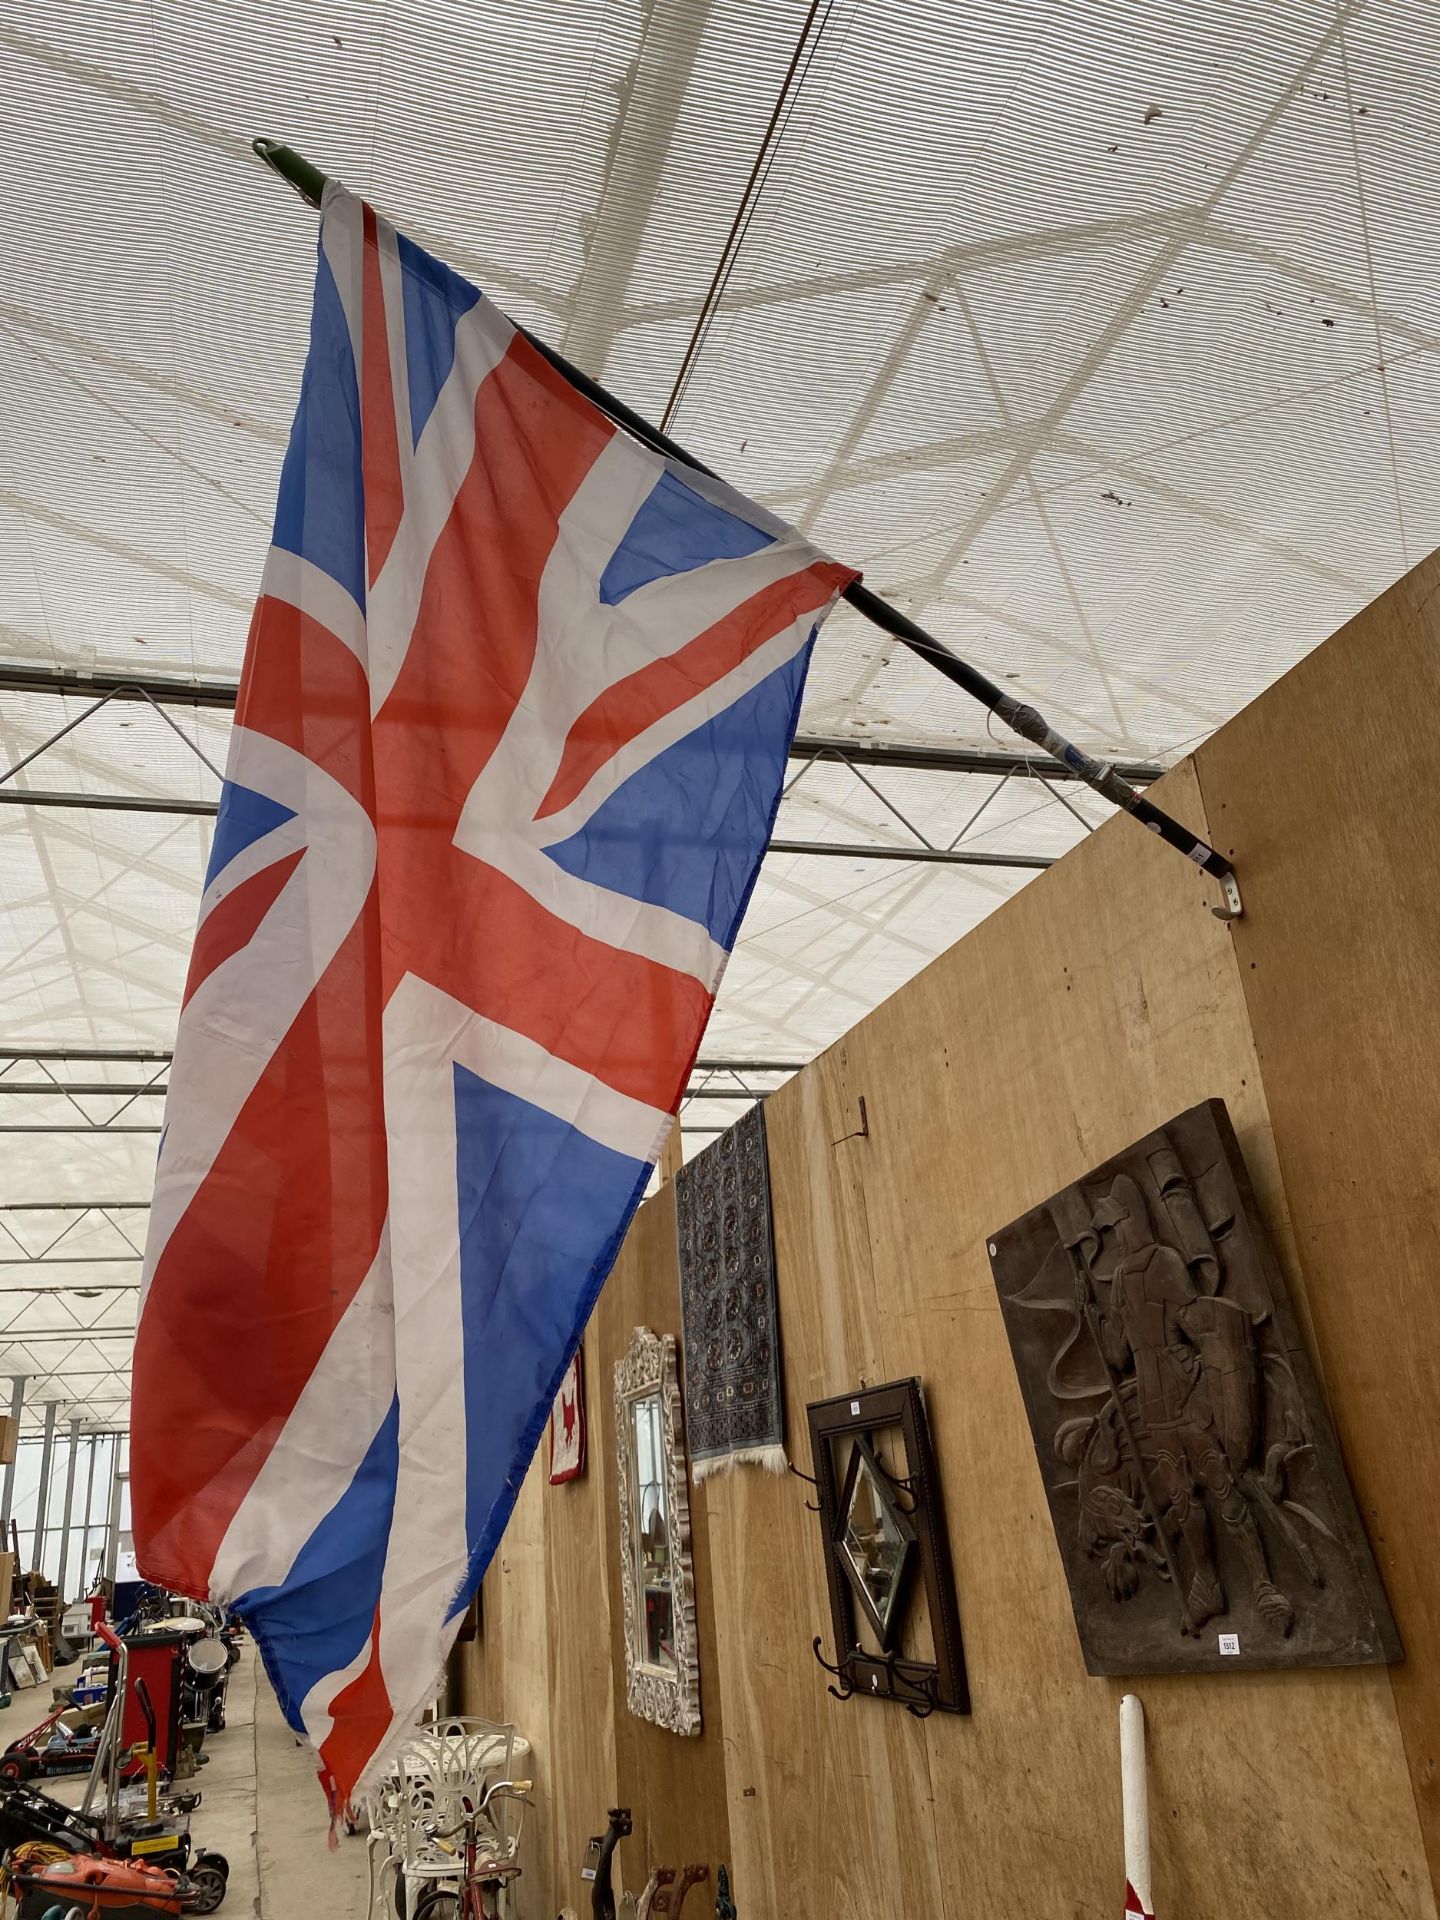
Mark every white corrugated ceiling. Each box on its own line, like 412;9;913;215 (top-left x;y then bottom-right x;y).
0;0;1436;1426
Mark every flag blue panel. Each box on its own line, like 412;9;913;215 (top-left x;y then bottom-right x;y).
543;646;812;946
599;469;774;606
205;782;297;888
451;1064;649;1604
236;1395;400;1734
397;232;481;448
271;249;366;609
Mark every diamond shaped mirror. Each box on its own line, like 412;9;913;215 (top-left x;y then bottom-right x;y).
838;1435;916;1649
806;1379;970;1716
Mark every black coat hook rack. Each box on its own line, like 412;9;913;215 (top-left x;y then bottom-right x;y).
810;1636;939;1718
787;1461;820;1512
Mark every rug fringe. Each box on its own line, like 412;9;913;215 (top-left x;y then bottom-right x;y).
693;1445;788;1482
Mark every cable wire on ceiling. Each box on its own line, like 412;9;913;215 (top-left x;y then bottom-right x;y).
658;0;836;433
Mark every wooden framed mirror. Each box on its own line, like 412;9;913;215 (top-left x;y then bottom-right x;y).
808;1377;970;1715
614;1327;702;1735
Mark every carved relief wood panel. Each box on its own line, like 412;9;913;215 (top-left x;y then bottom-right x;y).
987;1098;1400;1675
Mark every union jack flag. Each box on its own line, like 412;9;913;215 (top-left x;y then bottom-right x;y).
131;180;854;1802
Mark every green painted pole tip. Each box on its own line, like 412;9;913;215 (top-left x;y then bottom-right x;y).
252;139;327;209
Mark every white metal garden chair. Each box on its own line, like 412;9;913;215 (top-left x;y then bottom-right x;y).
366;1717;523;1917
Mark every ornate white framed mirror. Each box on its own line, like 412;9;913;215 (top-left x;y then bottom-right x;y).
614;1326;701;1735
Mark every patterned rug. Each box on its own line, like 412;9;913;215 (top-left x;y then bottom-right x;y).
675;1103;786;1480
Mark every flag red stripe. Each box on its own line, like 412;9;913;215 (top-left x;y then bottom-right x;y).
319;1614;393;1798
535;560;854;822
132;588;384;1593
421;859;709;1112
128;883;385;1589
361;205;405;586
182;851;305;1010
372;333;614;832
131;889;388;1591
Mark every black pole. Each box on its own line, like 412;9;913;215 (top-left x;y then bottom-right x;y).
250;139;1241;915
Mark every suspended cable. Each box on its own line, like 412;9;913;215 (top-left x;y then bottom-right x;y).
659;0;837;433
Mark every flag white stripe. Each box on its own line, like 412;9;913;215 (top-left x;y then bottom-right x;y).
300;1630;383;1760
196;809;308;922
372;977;473;1750
532;601;833;849
318;179;365;367
260;548;367;664
449;1011;671;1163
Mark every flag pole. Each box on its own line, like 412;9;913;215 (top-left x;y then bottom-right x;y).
251;138;1242;919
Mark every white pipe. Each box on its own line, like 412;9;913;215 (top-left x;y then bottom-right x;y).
1121;1693;1154;1918
0;1377;25;1538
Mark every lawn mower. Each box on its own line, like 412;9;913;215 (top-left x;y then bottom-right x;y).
0;1776;227;1913
7;1846;192;1917
0;1625;230;1913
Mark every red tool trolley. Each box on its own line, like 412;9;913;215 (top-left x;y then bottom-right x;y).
107;1631;186;1780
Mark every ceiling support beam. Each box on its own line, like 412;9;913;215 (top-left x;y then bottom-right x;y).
694;1059;802;1073
0;1282;140;1293
54;1415;81;1601
0;664;238;709
770;839;1049;870
0;664;1164;786
0;1056;804;1082
0;1282;139;1297
0;791;1064;866
790;733;1161;785
0;1084;168;1097
0;1258;142;1269
0;789;215;816
0;789;1057;868
0;1329;136;1343
78;1433;100;1600
0;1048;171;1064
102;1452;124;1584
0;1198;156;1213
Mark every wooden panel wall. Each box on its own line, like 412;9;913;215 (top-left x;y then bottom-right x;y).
598;1190;731;1892
457;553;1440;1917
707;756;1432;1920
539;1326;616;1912
1194;545;1440;1888
457;1184;730;1917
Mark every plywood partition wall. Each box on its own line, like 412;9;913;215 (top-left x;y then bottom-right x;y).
454;1183;731;1916
1192;546;1440;1891
708;755;1430;1920
454;550;1440;1918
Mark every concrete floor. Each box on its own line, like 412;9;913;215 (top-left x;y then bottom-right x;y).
0;1637;373;1919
